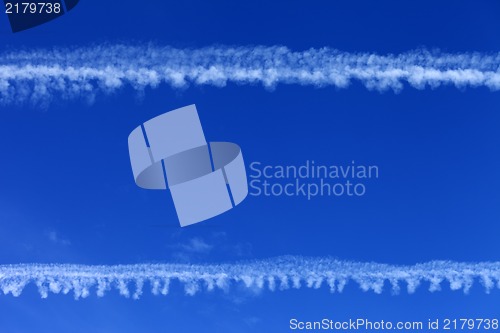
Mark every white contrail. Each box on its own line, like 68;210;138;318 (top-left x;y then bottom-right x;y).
1;257;499;299
0;44;500;105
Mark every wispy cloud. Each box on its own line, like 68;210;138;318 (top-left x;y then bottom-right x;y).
1;44;499;105
1;256;499;299
169;237;214;262
45;230;71;246
178;238;213;254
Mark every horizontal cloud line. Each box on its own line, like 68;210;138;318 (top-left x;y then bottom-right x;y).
1;44;500;105
1;256;499;299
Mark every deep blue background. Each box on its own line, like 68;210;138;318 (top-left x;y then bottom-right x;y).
0;1;499;332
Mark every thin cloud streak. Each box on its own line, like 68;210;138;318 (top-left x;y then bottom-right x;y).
1;256;499;299
1;44;500;105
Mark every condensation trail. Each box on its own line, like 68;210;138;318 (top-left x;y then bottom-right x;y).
1;256;499;299
0;44;500;105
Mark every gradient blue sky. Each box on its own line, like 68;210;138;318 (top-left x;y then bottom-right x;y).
0;1;500;332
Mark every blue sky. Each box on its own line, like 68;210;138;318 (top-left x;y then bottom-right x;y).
1;1;500;332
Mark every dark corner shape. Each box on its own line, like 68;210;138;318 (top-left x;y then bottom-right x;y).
4;0;80;33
